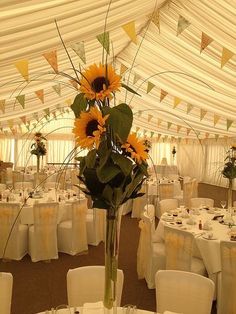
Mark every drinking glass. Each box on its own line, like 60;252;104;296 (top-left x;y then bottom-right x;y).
55;304;71;313
220;200;227;209
123;305;137;314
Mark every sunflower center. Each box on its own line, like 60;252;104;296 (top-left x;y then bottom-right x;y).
91;77;109;93
86;119;99;136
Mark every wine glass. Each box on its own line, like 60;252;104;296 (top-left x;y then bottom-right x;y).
220;200;227;210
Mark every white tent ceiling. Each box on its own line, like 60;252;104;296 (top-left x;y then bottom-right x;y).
0;0;235;140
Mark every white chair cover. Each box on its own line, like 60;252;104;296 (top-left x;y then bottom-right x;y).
86;208;106;246
192;179;198;198
5;168;13;185
29;202;59;262
58;199;88;255
14;181;33;190
217;241;236;314
137;212;165;289
67;266;124;307
131;195;147;218
164;225;206;275
144;204;155;233
0;202;28;260
190;198;214;209
155;270;215;314
159;184;174;201
157;198;178;219
0;272;13;314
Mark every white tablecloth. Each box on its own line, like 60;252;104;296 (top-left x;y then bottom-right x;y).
36;307;155;314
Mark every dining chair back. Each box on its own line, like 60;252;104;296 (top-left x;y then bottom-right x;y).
157;198;178;218
191;178;198;198
155;270;214;314
0;272;13;314
183;181;193;207
159;183;174;201
132;194;147;218
190;198;214;209
67;266;124;307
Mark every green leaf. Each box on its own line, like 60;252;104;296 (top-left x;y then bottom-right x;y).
71;93;87;118
79;157;86;176
102;184;113;203
97;164;121;183
85;149;97;168
93;199;110;210
121;83;140;96
113;187;123;207
108;103;133;142
111;152;133;176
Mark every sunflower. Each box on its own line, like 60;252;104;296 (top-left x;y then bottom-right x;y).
73;106;109;149
122;133;148;164
80;63;121;101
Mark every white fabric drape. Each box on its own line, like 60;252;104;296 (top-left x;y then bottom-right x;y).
47;139;74;164
0;138;14;163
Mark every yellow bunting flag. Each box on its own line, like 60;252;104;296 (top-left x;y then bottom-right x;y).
177;125;182;133
122;21;137;44
221;47;234;68
16;95;25;108
147;81;155;94
97;32;110;54
167;122;172;129
52;84;61;96
200;32;213;53
157;118;162;126
120;64;128;75
7;120;14;129
133;73;141;84
149;10;160;33
200;108;207;120
69;80;78;90
150;131;154;138
215;134;219;141
35;90;44;103
173;97;181;108
186;103;193;114
227;119;233;130
148;114;153;122
177;15;191;36
186;128;191;136
20;116;27;124
14;59;29;81
160;89;168;102
43;50;58;72
0;100;5;113
214;114;220;126
70;42;86;64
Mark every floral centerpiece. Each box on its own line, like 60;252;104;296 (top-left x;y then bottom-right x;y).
222;145;236;209
70;63;149;311
30;132;47;173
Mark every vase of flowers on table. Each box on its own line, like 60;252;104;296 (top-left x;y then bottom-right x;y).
30;132;47;173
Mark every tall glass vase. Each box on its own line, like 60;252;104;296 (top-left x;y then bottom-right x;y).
104;206;122;314
228;179;234;217
36;155;40;173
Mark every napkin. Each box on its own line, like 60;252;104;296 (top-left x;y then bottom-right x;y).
83;301;104;314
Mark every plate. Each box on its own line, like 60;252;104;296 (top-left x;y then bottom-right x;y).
202;235;217;240
162;216;174;222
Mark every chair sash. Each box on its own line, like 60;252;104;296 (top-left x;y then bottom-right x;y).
71;201;88;253
137;219;151;279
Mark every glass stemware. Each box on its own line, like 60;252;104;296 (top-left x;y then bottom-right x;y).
220;200;227;210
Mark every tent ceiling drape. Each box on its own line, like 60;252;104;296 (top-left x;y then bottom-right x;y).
0;0;235;140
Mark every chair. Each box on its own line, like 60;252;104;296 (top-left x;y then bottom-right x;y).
86;208;106;246
190;198;214;209
217;241;236;314
0;202;28;260
67;266;124;307
28;202;59;262
164;225;206;275
182;181;194;207
137;212;166;289
0;272;13;314
14;181;33;190
159;183;174;201
131;194;147;218
57;200;88;255
155;270;215;314
157;198;178;219
5;168;13;185
144;204;156;232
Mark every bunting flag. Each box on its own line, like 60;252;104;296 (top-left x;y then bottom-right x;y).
52;111;57;119
10;128;17;135
186;103;193;114
44;108;50;118
185;138;189;144
35;90;44;103
97;32;110;54
147;81;155;94
148;114;153;122
7;120;14;129
122;21;137;44
200;108;207;120
173;97;181;108
186;128;191;136
133;73;141;84
70;42;86;64
136;126;140;133
52;84;61;96
20;116;27;124
14;59;29;81
143;130;147;137
69;80;78;90
43;50;58;72
226;119;233;130
0;100;5;113
33;113;39;122
215;134;219;141
160;89;168;102
177;15;191;36
167;122;172;129
178;137;182;143
157;134;162;141
120;64;128;75
25;124;30;131
137;110;142;117
213;114;220;126
16;95;25;108
149;10;160;33
205;132;209;139
157;118;162;126
163;135;168;142
200;32;213;53
221;47;234;68
177;125;182;133
150;131;154;138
